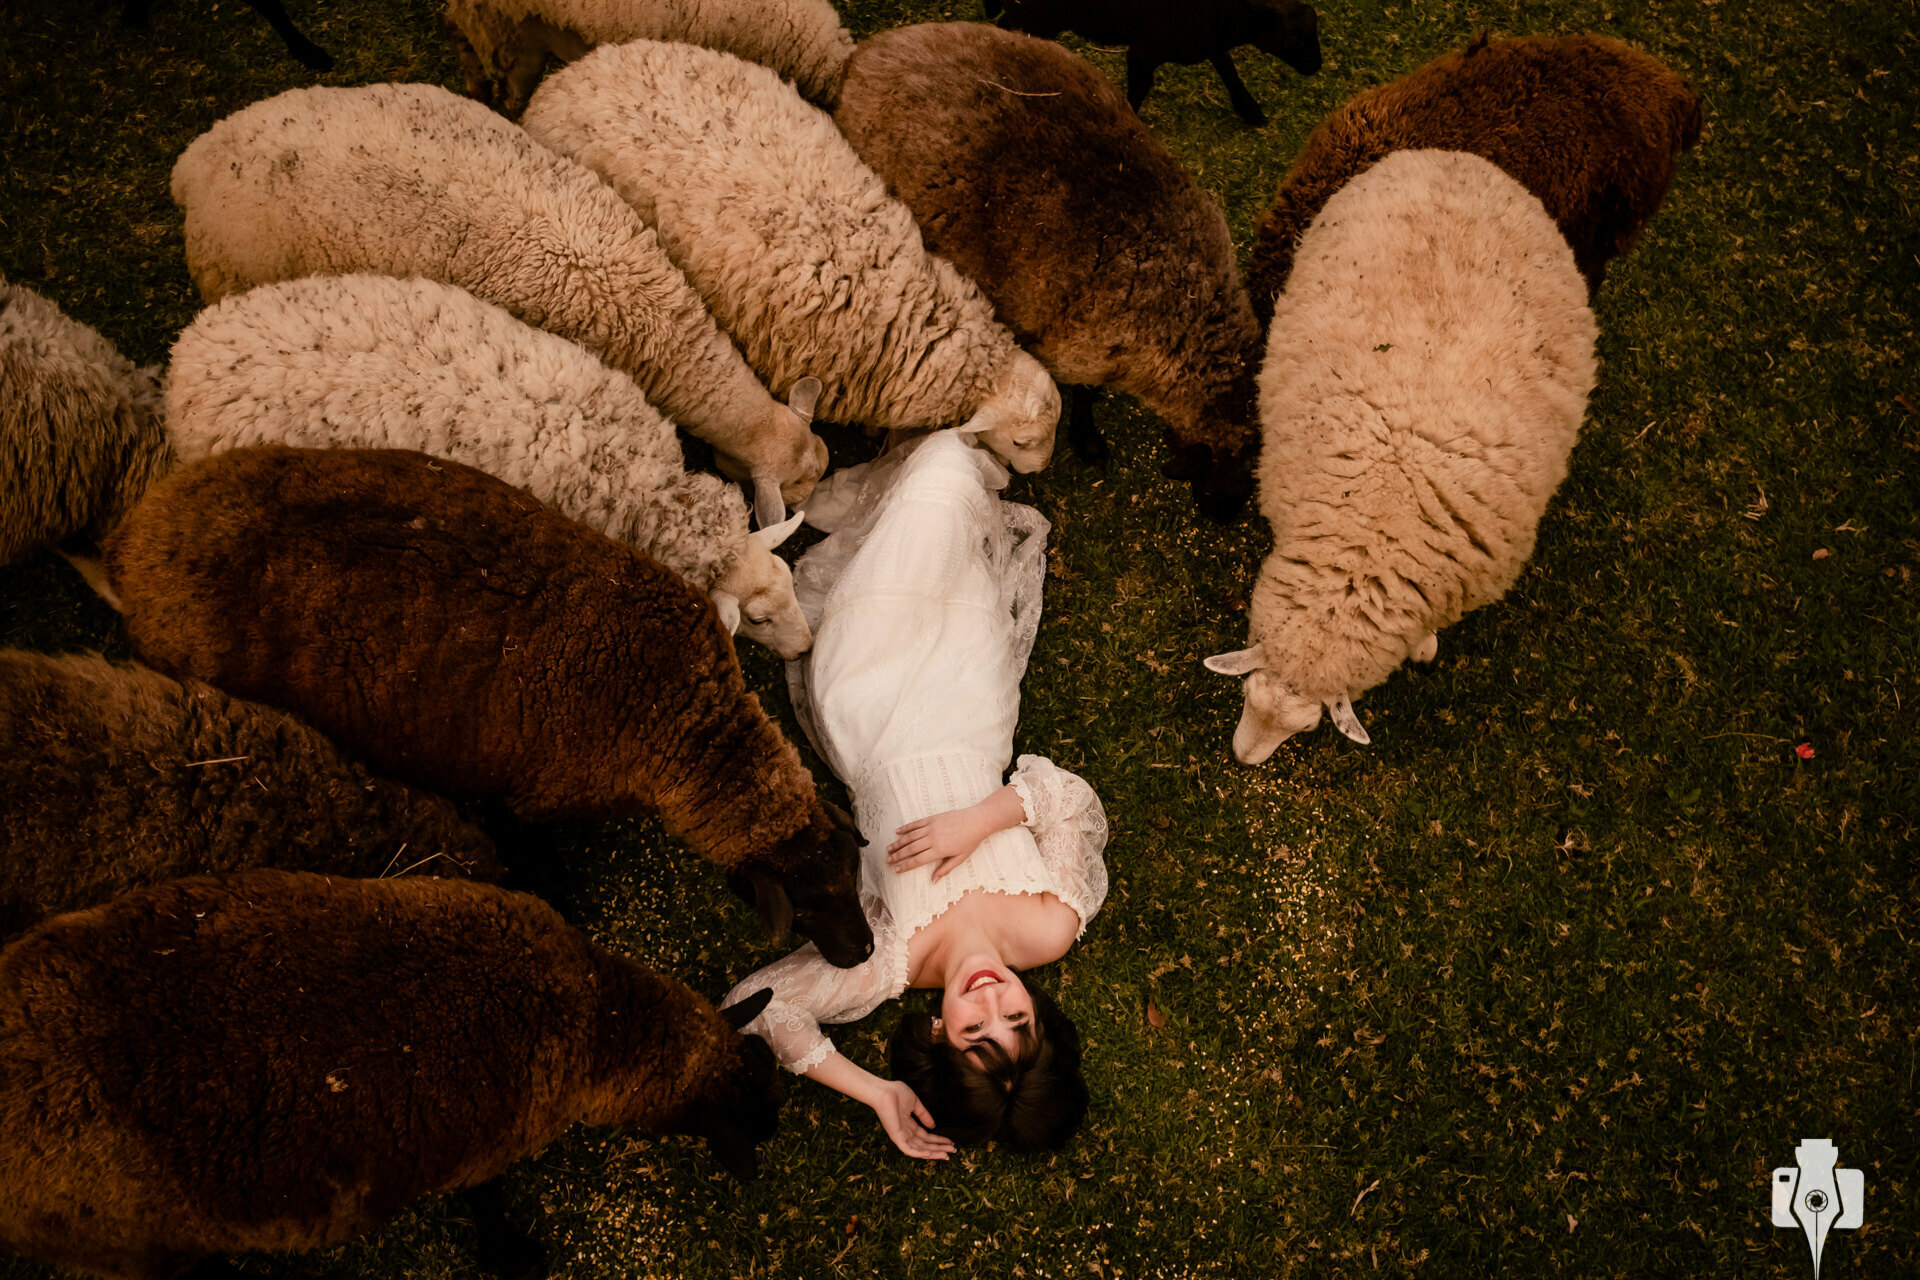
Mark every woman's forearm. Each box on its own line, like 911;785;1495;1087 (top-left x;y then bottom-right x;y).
971;783;1028;838
804;1049;888;1107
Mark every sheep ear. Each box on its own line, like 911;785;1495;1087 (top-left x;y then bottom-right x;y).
1203;648;1262;676
787;376;823;424
749;870;794;946
1326;695;1371;745
712;591;742;635
754;509;805;550
723;987;774;1030
1412;633;1439;664
751;473;788;529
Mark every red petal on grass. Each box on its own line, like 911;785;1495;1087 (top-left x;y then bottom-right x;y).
1796;742;1815;759
1146;996;1167;1028
1812;548;1830;560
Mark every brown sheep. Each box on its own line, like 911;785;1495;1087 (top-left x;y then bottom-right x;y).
835;23;1263;522
104;446;873;967
0;648;503;942
1246;32;1704;326
0;870;781;1280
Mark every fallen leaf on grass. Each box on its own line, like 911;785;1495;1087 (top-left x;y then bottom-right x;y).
1895;394;1914;414
1146;996;1167;1028
1812;548;1830;560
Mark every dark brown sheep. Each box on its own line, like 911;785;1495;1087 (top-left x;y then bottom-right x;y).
1246;32;1704;325
104;446;872;967
836;23;1263;521
0;648;503;942
0;870;780;1280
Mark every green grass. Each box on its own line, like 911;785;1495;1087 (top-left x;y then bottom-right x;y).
3;0;1915;1277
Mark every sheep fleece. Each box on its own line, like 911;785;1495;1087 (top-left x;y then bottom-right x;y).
0;275;170;564
1256;149;1597;700
834;22;1260;461
0;649;501;942
522;39;1024;430
166;272;749;592
1247;33;1703;320
105;446;818;860
0;871;742;1276
446;0;854;104
170;82;772;443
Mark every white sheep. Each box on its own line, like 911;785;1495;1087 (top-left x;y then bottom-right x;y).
0;274;170;565
443;0;855;117
1205;149;1598;763
169;81;826;523
166;273;812;657
520;39;1061;473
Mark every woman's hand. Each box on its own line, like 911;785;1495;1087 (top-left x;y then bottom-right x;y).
871;1080;954;1160
888;785;1029;881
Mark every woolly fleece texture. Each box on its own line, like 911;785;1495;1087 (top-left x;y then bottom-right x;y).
444;0;854;115
0;871;780;1279
0;649;501;942
1218;149;1597;763
105;446;873;966
0;275;170;564
165;273;809;657
836;23;1263;518
170;82;826;506
1246;33;1703;324
521;39;1060;472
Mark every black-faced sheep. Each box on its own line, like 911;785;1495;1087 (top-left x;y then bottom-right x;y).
444;0;854;117
1246;32;1704;324
1206;149;1597;762
520;39;1062;474
105;445;873;966
987;0;1321;126
0;274;171;566
0;870;780;1280
170;82;827;522
0;648;502;941
836;22;1263;520
166;272;812;657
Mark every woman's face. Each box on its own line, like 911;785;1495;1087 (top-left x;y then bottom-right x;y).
937;959;1035;1057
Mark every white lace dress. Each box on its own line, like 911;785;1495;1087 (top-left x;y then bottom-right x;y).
722;430;1108;1073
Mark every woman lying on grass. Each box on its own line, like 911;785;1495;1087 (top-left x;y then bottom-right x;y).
724;429;1107;1158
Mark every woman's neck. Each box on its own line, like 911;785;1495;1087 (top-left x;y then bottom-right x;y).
916;919;1010;987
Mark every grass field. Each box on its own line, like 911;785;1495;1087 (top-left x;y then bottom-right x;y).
2;0;1914;1276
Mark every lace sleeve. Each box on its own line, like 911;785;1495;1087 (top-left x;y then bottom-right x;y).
1007;754;1109;935
721;930;906;1075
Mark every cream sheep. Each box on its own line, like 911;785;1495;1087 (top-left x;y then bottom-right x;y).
521;39;1061;473
1205;149;1598;763
169;81;826;522
444;0;855;117
167;273;812;657
0;274;171;565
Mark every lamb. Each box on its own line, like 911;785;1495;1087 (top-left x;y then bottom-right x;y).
0;273;171;566
986;0;1321;127
1205;149;1598;762
0;648;502;941
443;0;855;117
520;39;1061;474
170;81;827;522
106;445;874;966
0;870;782;1280
167;272;812;657
835;22;1264;520
1246;32;1704;325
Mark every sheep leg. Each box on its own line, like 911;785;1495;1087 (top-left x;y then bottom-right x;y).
1209;52;1266;126
242;0;335;71
1066;385;1109;464
463;1179;548;1280
1125;49;1161;115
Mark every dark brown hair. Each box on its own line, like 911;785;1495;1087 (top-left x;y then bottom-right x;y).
889;985;1088;1151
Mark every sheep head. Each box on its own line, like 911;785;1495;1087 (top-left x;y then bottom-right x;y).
712;510;811;659
1202;648;1371;763
717;378;830;525
729;801;872;967
1250;1;1323;77
968;354;1060;473
673;989;783;1180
